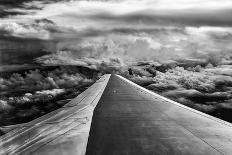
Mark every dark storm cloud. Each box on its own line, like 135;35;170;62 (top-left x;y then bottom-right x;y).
2;0;232;28
108;27;187;35
0;19;186;41
0;1;36;17
82;9;232;27
0;19;58;66
0;0;66;18
0;0;65;9
0;0;38;7
0;9;26;18
0;37;54;65
0;18;109;67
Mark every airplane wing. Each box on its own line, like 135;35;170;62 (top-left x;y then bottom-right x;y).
0;75;110;155
1;74;232;155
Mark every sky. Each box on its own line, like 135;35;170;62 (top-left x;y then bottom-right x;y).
1;0;232;70
1;0;232;25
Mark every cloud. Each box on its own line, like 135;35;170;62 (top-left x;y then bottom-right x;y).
2;0;232;27
0;0;64;18
0;64;35;72
1;6;232;70
127;64;232;120
0;100;14;112
0;87;66;126
0;66;95;97
205;65;232;76
0;18;65;40
130;76;155;86
146;81;179;92
0;65;98;126
1;0;232;34
26;25;232;75
35;88;64;96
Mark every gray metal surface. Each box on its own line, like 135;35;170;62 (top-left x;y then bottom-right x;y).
1;74;232;155
85;75;232;155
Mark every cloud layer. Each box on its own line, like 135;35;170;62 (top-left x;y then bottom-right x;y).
0;66;97;127
1;0;232;71
129;63;232;121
